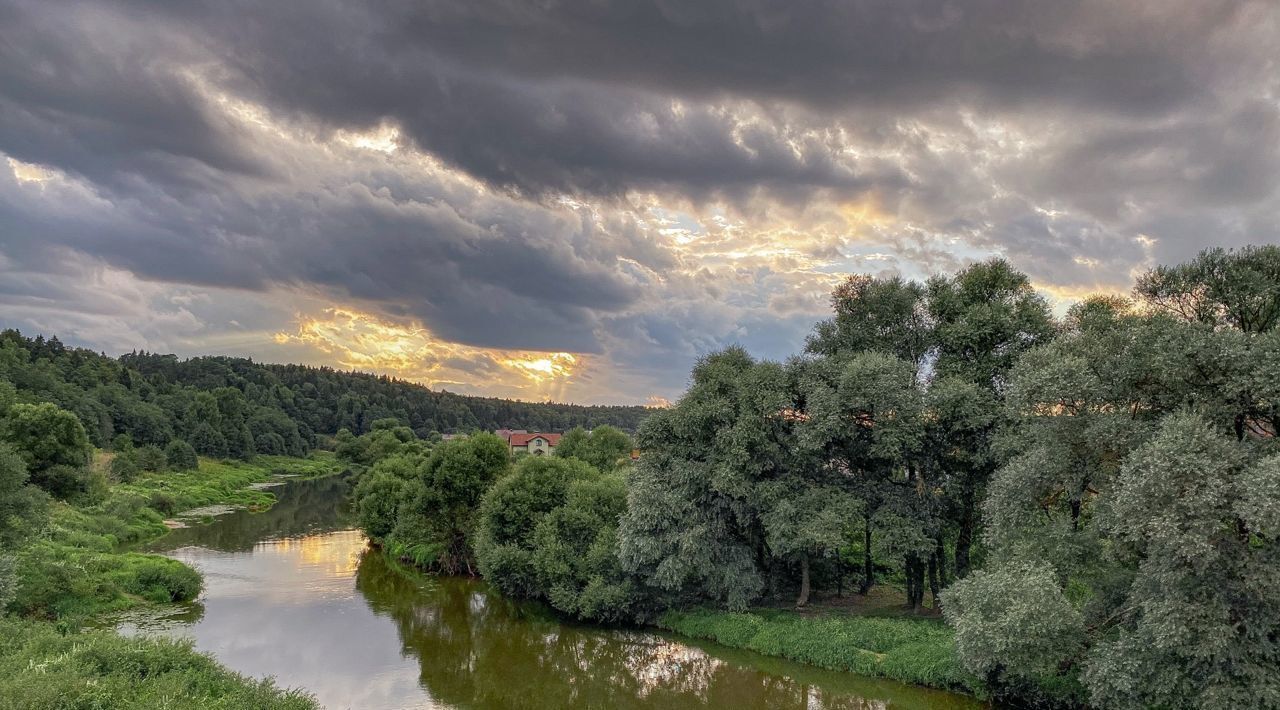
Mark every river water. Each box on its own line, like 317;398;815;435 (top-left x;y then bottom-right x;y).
117;474;984;710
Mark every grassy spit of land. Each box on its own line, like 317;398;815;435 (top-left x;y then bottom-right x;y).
5;452;343;710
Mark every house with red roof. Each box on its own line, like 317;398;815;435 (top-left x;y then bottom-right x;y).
506;432;561;456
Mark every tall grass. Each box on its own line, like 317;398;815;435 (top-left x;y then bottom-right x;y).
659;608;984;696
0;618;317;710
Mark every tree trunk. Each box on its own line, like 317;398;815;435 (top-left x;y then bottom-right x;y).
935;535;948;587
927;549;941;609
955;489;974;578
860;513;874;595
796;555;811;608
905;555;916;610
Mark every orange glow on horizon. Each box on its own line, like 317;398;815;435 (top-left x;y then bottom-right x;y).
273;308;583;401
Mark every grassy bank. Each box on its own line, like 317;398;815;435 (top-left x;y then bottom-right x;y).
9;452;345;622
659;607;983;697
0;617;316;710
2;453;340;709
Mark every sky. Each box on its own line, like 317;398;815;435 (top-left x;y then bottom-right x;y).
1;1;1278;405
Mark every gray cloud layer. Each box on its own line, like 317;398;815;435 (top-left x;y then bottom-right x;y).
1;0;1278;400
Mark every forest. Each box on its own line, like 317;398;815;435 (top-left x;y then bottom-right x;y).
347;245;1280;710
0;329;649;455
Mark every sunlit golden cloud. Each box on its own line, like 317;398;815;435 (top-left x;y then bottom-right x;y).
273;308;584;401
7;157;55;183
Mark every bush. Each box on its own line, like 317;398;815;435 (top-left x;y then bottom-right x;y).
110;454;140;483
29;463;90;499
135;444;166;472
164;439;198;471
149;491;180;516
118;555;202;603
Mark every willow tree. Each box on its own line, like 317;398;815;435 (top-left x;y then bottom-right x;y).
797;350;933;607
391;432;510;574
926;259;1056;576
1084;413;1280;709
618;347;807;609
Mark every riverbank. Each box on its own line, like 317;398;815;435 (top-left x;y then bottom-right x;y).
4;453;342;709
0;617;317;710
658;606;984;698
10;452;346;622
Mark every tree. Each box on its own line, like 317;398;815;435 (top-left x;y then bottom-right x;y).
0;402;92;498
1084;413;1280;709
1135;244;1280;333
556;425;632;471
189;421;228;458
0;444;47;549
474;456;598;598
352;453;422;541
926;259;1056;577
164;439;198;471
532;474;639;622
0;444;48;610
943;560;1085;688
797;351;929;605
806;274;931;372
618;348;796;610
393;433;510;575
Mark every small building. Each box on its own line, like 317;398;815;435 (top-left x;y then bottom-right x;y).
507;432;561;456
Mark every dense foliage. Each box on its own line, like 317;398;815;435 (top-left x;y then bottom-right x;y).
352;433;511;574
941;246;1280;709
0;329;648;465
349;245;1280;708
475;457;639;621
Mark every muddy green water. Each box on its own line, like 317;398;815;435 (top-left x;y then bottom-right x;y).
118;475;985;709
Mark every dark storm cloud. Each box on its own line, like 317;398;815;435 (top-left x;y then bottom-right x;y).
124;0;1264;202
1;0;1278;398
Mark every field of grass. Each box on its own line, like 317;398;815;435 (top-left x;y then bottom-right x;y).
659;606;983;696
7;452;346;623
0;617;318;710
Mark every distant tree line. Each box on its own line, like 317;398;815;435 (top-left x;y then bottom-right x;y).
0;331;651;464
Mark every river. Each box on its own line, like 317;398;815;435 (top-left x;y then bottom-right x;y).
116;474;985;709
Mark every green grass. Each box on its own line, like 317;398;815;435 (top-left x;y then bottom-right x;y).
116;452;345;516
659;607;984;696
0;617;317;710
8;452;346;623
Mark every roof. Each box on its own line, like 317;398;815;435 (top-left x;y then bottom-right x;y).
508;432;562;447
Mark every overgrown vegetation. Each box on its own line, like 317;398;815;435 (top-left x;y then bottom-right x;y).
0;618;316;710
0;386;339;707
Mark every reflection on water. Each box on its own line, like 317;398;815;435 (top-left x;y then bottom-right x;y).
119;476;984;710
